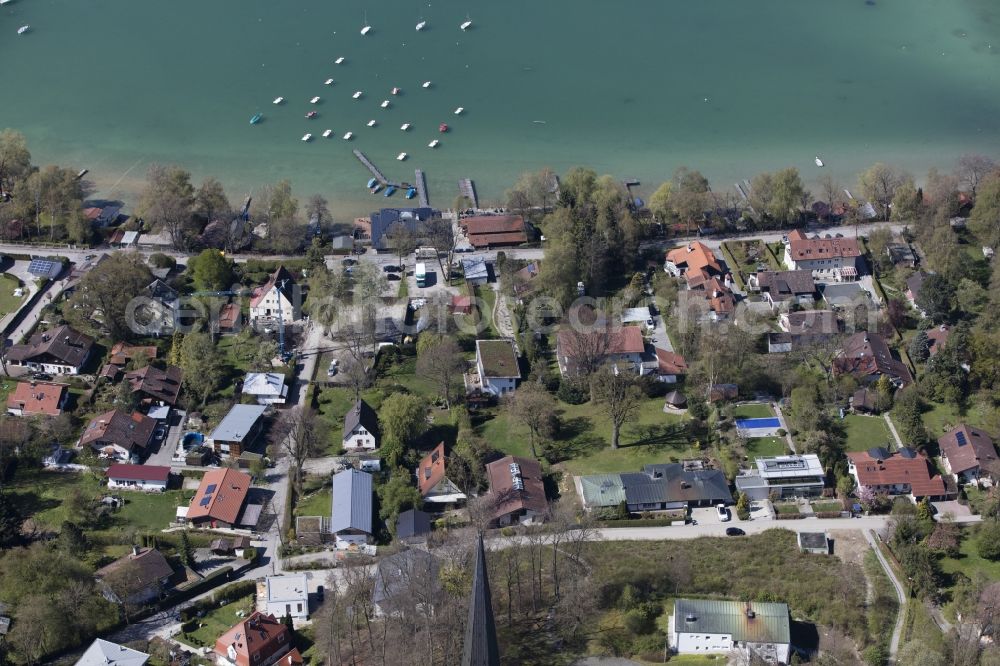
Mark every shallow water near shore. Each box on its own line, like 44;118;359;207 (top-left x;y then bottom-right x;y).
2;0;999;217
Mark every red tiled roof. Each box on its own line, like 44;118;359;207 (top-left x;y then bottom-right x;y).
6;381;66;416
486;455;548;521
847;449;947;497
109;342;158;366
927;325;950;357
556;325;645;358
219;302;241;329
655;350;687;375
462;215;528;248
451;295;473;313
939;425;997;476
787;230;861;261
833;332;913;385
250;266;296;308
106;464;171;483
215;612;293;666
417;442;447;497
187;468;251;525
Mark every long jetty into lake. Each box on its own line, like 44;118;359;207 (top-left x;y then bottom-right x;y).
353;149;388;185
458;178;478;209
414;169;429;207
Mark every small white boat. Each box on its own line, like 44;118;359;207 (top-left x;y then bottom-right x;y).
397;152;408;161
381;100;390;108
428;139;439;148
391;87;401;95
352;91;363;99
415;20;426;31
273;96;284;105
454;107;464;115
367;119;377;127
815;156;825;167
360;24;372;36
335;57;345;65
324;78;334;85
422;81;432;88
302;133;313;142
400;123;411;131
322;129;333;138
460;19;472;30
310;96;321;104
17;25;30;35
343;131;353;140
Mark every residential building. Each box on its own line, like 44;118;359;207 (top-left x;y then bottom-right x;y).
655;349;687;383
369;207;440;251
27;257;64;280
264;574;309;620
927;324;950;357
330;468;374;547
782;229;861;281
372;549;440;617
126;365;183;406
833;331;913;387
107;464;171;491
243;372;289;405
396;508;432;544
209;404;268;457
219;302;243;334
249;266;299;325
938;425;999;485
7;324;94;375
80;410;156;461
886;243;917;267
101;342;158;381
851;387;878;414
485;456;548;527
748;270;816;310
669;598;791;664
211;536;252;557
768;310;840;353
460;215;528;248
6;381;67;416
186;468;255;529
342;399;379;451
820;282;867;309
905;271;928;315
75;639;149;666
462;257;490;285
735;455;825;500
577;463;732;513
664;241;723;286
847;447;952;501
451;294;474;314
131;279;178;336
214;612;301;666
462;534;501;666
555;325;646;377
512;261;540;296
95;546;174;605
475;339;520;396
417;442;467;505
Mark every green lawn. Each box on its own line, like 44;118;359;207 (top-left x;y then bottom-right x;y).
940;525;1000;586
476;395;694;476
842;414;894;452
732;403;774;419
773;502;801;515
175;594;255;649
0;273;25;317
920;400;995;439
473;285;501;338
810;500;844;513
746;437;788;457
294;486;332;517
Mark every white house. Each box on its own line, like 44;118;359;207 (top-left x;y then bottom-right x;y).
242;372;289;405
475;339;520;396
7;325;94;375
783;229;861;281
106;464;171;491
669;599;791;665
249;266;299;326
264;574;310;620
342;399;379;450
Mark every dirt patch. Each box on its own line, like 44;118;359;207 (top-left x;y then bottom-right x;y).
829;529;870;568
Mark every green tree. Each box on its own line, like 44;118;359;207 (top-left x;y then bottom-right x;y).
955;278;989;315
891;180;922;221
0;490;25;549
909;331;931;364
415;335;465;409
189;249;235;292
179;530;193;567
970;171;1000;249
750;167;804;225
671;167;710;233
505;382;558;459
305;237;327;268
892;386;927;447
138;164;196;250
858;162;909;221
66;252;153;339
306;267;350;335
378;467;423;536
735;492;751;521
305;193;330;228
978;522;1000;561
378;394;427;467
179;330;222;407
591;367;642;450
0;129;32;198
915;273;954;323
195;176;230;223
648;181;674;222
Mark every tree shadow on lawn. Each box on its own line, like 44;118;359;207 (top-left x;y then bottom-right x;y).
543;430;604;464
418;422;458;449
619;422;690;452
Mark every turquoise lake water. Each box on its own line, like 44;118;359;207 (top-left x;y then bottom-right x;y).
2;0;999;217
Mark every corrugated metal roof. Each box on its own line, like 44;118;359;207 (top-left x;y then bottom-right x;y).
330;468;373;534
210;404;267;442
673;599;790;644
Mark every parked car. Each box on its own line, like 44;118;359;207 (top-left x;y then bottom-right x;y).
382;265;402;273
716;504;730;522
386;273;401;281
725;527;745;536
31;372;53;381
154;425;168;440
343;258;358;266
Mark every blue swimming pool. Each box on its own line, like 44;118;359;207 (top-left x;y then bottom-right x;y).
736;418;781;429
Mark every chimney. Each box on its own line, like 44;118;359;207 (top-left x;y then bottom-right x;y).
131;545;140;556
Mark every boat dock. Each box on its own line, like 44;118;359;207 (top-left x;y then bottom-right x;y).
353;149;388;185
415;169;430;207
458;178;478;209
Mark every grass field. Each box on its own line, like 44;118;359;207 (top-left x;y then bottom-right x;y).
810;500;844;513
732;403;774;419
842;414;894;452
0;273;25;317
746;437;787;457
773;502;801;515
920;400;995;439
294;485;332;518
939;525;1000;586
175;594;255;648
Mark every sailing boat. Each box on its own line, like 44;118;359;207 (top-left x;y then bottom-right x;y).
360;12;372;35
415;16;427;31
460;14;472;30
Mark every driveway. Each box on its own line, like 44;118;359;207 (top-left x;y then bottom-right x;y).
145;409;185;467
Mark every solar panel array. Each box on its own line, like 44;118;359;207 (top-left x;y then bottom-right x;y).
956;431;968;445
28;258;60;277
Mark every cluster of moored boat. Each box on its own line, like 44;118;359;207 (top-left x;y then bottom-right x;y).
367;177;418;200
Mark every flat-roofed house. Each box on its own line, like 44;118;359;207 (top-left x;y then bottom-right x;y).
342;399;379;451
485;455;548;527
847;447;952;501
475;339;520;396
209;404;268;457
330;468;374;548
783;229;861;281
214;611;301;666
735;454;825;500
577;463;732;513
7;325;93;375
939;425;999;485
416;442;467;505
669;598;791;664
264;574;309;620
6;381;67;416
80;410;156;461
186;468;254;529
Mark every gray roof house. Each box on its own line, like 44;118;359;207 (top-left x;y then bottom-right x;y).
208;404;268;457
669;599;790;664
242;372;288;405
749;270;816;310
75;639;149;666
330;468;374;547
577;463;732;513
396;508;432;543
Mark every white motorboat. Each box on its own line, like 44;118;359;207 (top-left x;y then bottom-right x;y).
415;20;426;31
397;152;408;161
367;119;377;127
353;91;363;99
400;123;411;131
360;15;372;36
815;156;825;167
422;81;432;88
343;131;353;140
380;100;390;108
17;25;29;34
460;19;472;30
325;78;334;85
391;87;401;95
335;57;345;64
310;96;321;104
302;133;313;142
428;139;439;148
454;107;464;115
273;96;284;104
322;129;333;138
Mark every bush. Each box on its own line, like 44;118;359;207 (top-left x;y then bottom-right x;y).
149;253;176;269
556;377;588;405
623;603;660;635
776;428;787;437
978;522;1000;561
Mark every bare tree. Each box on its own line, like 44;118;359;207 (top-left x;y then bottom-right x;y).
504;383;557;458
955;153;998;198
387;224;419;270
100;558;155;625
415;335;465;409
138;164;196;250
341;355;370;401
591;367;643;449
276;406;322;497
425;217;457;279
558;326;612;378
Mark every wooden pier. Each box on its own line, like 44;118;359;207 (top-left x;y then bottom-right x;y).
353;149;388;185
414;170;430;207
458;178;478;209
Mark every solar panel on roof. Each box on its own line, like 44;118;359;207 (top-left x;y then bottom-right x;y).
28;259;60;277
205;483;218;494
956;432;968;446
199;496;211;507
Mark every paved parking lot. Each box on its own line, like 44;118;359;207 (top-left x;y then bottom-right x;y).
691;506;726;525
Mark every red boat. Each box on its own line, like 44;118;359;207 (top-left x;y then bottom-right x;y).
439;123;449;133
306;111;318;119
